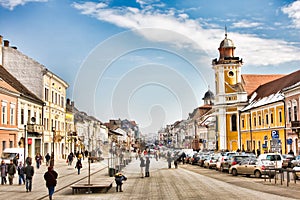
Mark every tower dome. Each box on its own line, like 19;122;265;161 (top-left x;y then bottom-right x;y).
219;36;235;49
202;89;214;105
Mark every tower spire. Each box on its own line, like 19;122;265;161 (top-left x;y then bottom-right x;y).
225;25;227;38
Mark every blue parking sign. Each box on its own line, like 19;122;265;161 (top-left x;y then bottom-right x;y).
271;130;279;139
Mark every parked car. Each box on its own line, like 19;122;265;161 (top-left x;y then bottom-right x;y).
203;154;220;169
223;154;255;172
216;152;238;172
291;155;300;168
282;154;295;168
293;165;300;179
198;154;209;167
258;153;288;169
229;158;276;178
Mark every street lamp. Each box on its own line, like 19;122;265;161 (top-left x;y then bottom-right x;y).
24;125;27;165
50;127;55;166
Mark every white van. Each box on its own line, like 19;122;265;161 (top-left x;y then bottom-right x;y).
1;148;24;165
258;153;288;169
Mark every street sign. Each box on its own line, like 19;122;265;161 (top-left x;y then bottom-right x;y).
271;130;279;139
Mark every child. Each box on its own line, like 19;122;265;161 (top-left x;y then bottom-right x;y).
115;172;127;192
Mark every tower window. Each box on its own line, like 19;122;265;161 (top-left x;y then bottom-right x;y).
231;114;237;131
228;71;234;77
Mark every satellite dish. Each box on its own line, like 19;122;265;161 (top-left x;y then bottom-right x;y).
31;117;36;123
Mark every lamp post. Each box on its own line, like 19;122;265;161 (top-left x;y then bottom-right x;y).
24;125;27;165
50;127;55;166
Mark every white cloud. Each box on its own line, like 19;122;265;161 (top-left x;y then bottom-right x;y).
72;1;300;67
0;0;47;10
232;20;263;28
282;0;300;29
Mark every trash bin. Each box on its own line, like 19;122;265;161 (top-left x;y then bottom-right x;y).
109;168;115;177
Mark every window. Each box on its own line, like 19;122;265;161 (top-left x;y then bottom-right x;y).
44;88;49;101
270;113;274;124
10;106;15;125
61;96;64;107
242;119;245;128
265;114;269;125
55;93;58;104
28;110;31;124
52;91;54;103
21;109;24;124
288;107;292;122
279;111;282;123
2;103;7;124
231;114;237;131
2;141;6;151
254;117;256;126
258;116;261;126
9;140;13;148
294;106;298;121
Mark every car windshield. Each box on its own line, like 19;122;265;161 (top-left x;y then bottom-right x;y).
266;155;281;161
1;152;16;159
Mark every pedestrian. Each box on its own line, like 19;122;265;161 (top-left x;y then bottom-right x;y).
114;172;127;192
44;166;58;200
145;156;150;177
35;153;42;169
84;150;89;158
140;156;145;178
167;155;172;169
13;153;19;166
45;153;51;166
17;161;25;185
7;159;16;185
174;158;178;169
256;149;261;157
24;161;34;192
288;149;295;156
67;153;74;166
75;159;82;175
0;160;7;185
25;156;32;166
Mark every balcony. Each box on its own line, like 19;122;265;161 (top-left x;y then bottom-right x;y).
27;124;43;136
291;121;300;134
291;121;300;128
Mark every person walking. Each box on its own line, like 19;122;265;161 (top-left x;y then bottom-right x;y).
35;153;42;169
145;156;150;177
67;153;74;166
7;159;16;185
0;160;7;185
140;156;145;178
17;161;25;185
114;172;127;192
44;166;58;200
75;159;82;175
24;161;34;192
45;153;51;166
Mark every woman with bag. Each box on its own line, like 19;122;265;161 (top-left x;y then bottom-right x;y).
75;159;82;175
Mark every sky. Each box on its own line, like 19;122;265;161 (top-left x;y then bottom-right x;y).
1;0;300;135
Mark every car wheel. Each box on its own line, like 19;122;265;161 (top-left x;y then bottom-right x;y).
232;169;238;176
254;170;261;178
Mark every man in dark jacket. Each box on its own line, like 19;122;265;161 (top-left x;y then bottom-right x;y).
24;161;34;192
7;159;16;185
44;166;58;200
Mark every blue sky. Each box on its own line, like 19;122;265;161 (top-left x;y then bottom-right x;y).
1;0;300;135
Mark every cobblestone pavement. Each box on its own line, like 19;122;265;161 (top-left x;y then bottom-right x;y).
1;157;300;200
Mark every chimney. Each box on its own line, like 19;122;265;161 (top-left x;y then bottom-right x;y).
11;46;17;50
0;35;2;46
67;98;70;105
4;40;9;47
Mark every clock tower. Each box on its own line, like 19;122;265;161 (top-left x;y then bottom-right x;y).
212;30;247;150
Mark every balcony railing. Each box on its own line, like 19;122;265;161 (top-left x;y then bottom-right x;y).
291;121;300;128
27;124;43;134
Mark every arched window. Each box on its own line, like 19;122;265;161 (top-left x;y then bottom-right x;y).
231;114;237;131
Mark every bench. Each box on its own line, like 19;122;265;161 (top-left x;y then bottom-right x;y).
71;179;114;194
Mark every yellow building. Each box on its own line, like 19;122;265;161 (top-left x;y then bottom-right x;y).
212;31;300;153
